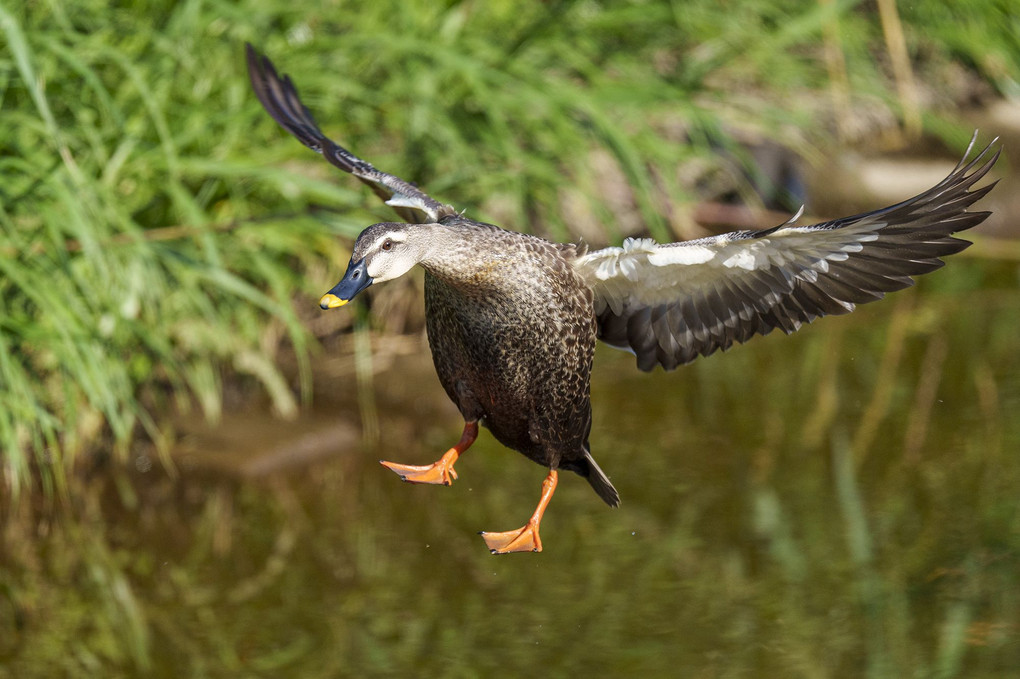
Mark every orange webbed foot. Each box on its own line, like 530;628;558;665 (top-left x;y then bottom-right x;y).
479;523;543;554
479;469;558;555
380;454;459;485
379;421;477;486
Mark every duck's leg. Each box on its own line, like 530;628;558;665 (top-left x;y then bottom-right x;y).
379;420;477;485
479;470;558;554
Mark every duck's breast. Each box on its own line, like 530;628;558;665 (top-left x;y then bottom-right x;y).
423;241;596;465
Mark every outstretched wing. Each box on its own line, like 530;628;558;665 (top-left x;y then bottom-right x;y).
572;136;999;371
246;44;457;224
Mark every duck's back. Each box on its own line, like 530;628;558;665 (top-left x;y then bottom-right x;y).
422;223;596;471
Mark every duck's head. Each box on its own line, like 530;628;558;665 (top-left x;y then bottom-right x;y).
319;222;425;309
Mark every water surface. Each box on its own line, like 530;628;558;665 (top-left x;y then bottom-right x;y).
3;260;1019;677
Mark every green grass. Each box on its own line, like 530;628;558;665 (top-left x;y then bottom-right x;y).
1;0;1017;495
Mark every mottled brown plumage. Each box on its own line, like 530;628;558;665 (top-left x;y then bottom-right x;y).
247;44;998;554
419;216;617;504
335;217;620;508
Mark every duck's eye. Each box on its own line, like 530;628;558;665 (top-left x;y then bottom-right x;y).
381;239;393;251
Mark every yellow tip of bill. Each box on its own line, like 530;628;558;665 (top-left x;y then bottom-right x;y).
319;293;348;309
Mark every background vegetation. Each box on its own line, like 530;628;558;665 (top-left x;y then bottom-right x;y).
2;0;1017;490
1;0;1018;675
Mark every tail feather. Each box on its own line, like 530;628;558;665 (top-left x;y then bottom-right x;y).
583;452;620;507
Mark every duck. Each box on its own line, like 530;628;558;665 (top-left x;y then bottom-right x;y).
246;44;999;554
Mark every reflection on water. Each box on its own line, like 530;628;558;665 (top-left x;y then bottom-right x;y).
3;260;1020;677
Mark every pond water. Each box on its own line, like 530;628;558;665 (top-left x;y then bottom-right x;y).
3;258;1018;677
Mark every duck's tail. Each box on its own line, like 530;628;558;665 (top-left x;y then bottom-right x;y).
582;451;620;507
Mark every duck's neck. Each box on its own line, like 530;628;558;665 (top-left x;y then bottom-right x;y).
413;222;514;289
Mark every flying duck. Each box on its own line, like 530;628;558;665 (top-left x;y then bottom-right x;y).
246;44;998;553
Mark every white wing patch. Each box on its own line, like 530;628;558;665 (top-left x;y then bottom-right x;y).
646;244;718;268
572;219;887;318
587;238;657;280
384;191;432;214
